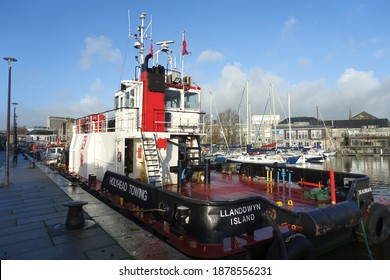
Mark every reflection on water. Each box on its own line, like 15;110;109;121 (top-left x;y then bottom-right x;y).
306;155;390;200
305;155;390;260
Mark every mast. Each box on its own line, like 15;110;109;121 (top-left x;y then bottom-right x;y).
269;83;277;146
181;31;185;81
129;12;152;79
288;91;292;147
138;13;146;65
238;107;242;147
246;80;250;144
210;91;213;153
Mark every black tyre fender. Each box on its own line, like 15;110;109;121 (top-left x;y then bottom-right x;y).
356;202;390;245
265;231;315;260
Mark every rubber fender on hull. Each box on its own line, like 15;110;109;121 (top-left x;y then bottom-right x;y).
298;201;362;238
265;231;315;260
356;202;390;245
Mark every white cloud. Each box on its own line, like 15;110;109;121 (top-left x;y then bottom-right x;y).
284;16;297;29
14;65;390;130
298;57;311;67
373;49;385;60
203;63;286;118
202;63;390;122
337;68;380;93
88;78;104;94
196;50;224;64
15;79;111;128
281;16;297;38
80;35;121;69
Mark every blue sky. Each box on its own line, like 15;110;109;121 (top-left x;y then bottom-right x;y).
1;0;390;129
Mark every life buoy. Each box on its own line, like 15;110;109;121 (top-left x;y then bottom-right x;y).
356;202;390;245
265;231;315;260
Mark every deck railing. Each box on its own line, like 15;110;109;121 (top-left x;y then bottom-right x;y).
75;108;139;134
74;107;203;134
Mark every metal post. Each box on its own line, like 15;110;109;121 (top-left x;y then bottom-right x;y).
12;102;18;167
3;57;17;186
204;159;211;184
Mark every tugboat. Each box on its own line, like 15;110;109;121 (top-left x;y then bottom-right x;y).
68;12;390;259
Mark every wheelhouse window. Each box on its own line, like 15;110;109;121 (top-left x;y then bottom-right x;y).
115;96;119;109
184;91;199;110
165;89;181;109
125;89;135;107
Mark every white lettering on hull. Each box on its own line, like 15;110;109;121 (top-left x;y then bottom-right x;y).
357;187;372;195
230;214;256;225
219;203;261;226
109;177;148;201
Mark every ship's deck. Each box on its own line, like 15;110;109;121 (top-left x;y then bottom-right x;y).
164;171;331;212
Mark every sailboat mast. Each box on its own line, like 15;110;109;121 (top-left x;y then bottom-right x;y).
210;92;213;153
288;91;292;147
239;107;242;147
246;80;250;144
269;83;277;146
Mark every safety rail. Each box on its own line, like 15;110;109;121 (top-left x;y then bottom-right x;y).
75;107;139;134
74;107;203;134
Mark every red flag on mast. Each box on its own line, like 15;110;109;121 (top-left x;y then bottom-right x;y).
150;42;154;58
182;33;189;56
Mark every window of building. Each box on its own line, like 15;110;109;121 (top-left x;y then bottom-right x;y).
311;129;322;139
286;130;295;140
297;130;308;139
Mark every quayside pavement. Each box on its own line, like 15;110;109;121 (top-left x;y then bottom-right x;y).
0;153;185;260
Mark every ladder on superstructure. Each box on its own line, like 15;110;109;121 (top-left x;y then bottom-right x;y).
141;132;163;187
183;135;202;165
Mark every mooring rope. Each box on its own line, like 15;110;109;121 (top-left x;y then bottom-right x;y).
357;197;374;260
265;210;288;260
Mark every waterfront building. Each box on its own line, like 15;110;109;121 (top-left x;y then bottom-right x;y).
47;116;75;144
277;111;390;154
278;116;326;149
25;127;57;149
324;112;390;154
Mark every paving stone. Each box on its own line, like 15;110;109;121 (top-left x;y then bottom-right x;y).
0;236;53;259
0;221;45;237
0;156;185;260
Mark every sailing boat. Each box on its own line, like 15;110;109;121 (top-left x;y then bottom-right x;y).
319;109;337;157
227;81;288;165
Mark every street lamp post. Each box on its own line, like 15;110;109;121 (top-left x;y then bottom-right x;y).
3;57;17;185
12;102;18;167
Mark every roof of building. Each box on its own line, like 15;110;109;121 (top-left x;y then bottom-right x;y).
324;118;390;129
279;116;319;125
350;111;377;120
26;130;56;135
279;112;390;129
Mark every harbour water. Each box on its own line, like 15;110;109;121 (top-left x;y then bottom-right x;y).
305;155;390;260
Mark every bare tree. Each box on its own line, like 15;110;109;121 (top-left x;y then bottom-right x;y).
218;108;239;146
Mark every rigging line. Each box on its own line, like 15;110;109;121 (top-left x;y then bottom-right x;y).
253;95;270;145
318;109;336;150
273;85;288;120
237;80;247;116
118;36;131;89
212;100;230;152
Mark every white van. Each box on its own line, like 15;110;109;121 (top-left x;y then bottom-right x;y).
45;146;64;164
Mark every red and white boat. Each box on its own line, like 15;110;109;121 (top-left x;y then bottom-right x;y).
68;12;390;259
